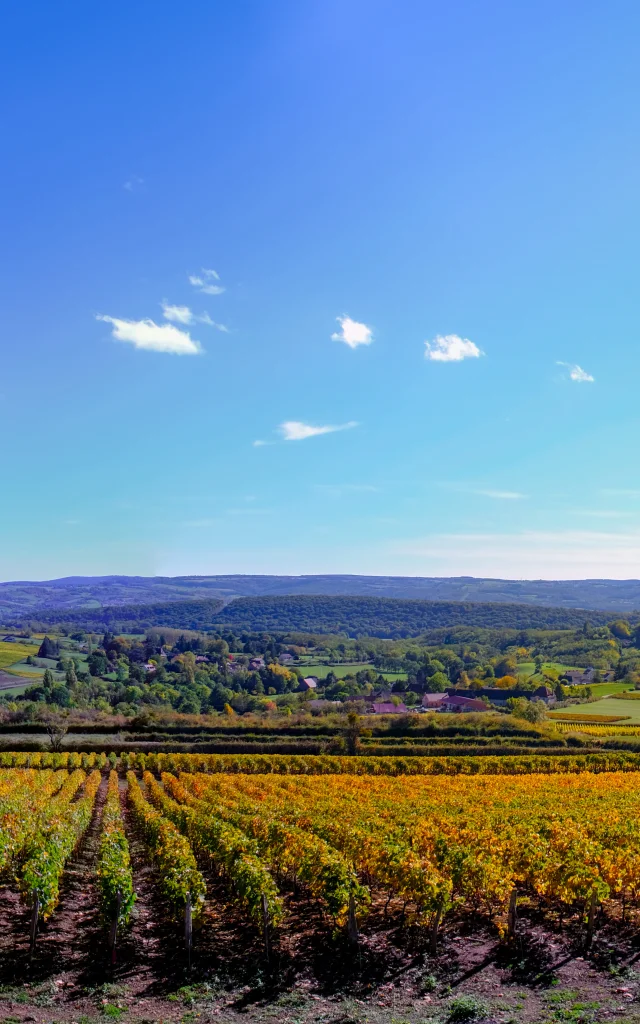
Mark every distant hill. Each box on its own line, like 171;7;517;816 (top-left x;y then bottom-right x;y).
15;593;614;638
26;598;226;633
2;573;640;618
212;595;614;638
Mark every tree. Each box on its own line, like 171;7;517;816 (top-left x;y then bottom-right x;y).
42;668;55;689
88;651;108;677
494;656;517;677
425;671;448;693
44;713;69;752
554;681;565;702
608;620;631;640
66;662;77;687
37;636;59;659
507;697;546;723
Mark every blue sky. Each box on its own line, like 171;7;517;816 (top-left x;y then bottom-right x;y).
3;0;640;581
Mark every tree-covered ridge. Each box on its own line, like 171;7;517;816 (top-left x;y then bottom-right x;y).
13;598;226;633
213;595;616;637
6;573;640;618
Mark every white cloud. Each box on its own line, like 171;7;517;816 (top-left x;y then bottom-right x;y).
161;302;194;325
97;315;202;355
557;361;594;382
425;334;483;362
393;529;640;578
198;313;229;332
474;489;525;500
331;315;373;349
252;439;272;447
161;302;229;331
279;420;358;441
189;268;225;295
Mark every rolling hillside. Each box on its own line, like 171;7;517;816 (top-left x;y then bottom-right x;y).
3;573;640;619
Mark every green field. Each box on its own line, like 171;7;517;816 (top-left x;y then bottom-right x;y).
552;697;640;722
0;640;39;671
516;661;581;678
587;681;632;697
299;661;406;681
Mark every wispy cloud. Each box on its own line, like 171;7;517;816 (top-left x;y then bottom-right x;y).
161;302;194;325
189;268;225;295
252;439;273;447
393;529;640;577
572;509;633;518
97;315;202;355
279;420;358;441
198;313;229;332
440;483;525;500
601;488;640;497
315;483;378;497
474;489;525;500
331;315;373;349
425;334;483;362
161;302;228;331
557;361;594;382
123;175;144;191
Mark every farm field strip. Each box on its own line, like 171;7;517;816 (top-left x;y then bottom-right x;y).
0;640;39;670
550;697;640;721
554;721;640;736
9;748;640;776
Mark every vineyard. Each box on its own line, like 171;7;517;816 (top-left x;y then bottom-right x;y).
5;754;640;1021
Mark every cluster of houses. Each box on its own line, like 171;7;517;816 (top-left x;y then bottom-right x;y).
306;683;556;715
561;668;614;685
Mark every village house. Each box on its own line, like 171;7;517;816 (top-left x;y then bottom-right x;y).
279;652;295;664
422;692;448;709
371;701;408;714
562;667;614;685
299;676;318;691
248;657;265;671
442;694;488;713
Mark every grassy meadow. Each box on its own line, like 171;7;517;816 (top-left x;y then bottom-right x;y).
0;640;39;671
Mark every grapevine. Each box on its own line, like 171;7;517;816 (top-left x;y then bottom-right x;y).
96;770;135;928
126;771;205;919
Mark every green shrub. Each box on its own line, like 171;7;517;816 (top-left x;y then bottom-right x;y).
447;994;490;1022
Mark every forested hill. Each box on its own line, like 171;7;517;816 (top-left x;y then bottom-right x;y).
9;598;225;633
4;573;640;617
213;595;614;638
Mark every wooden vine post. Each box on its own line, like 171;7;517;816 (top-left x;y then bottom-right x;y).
585;891;597;950
507;889;518;941
347;895;359;945
261;893;270;961
430;899;444;957
185;892;193;970
108;889;122;965
29;890;40;959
